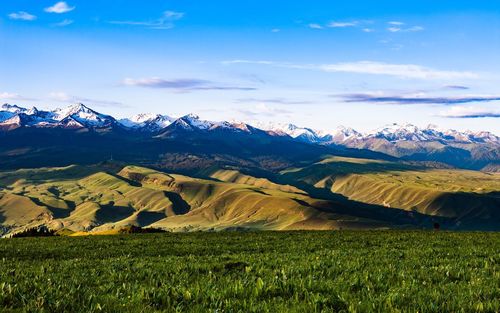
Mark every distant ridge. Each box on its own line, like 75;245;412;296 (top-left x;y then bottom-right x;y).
1;103;498;169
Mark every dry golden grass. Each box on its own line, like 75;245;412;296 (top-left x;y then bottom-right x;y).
281;156;500;219
0;164;388;236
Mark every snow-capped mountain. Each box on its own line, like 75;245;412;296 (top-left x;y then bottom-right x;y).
119;113;175;132
330;126;362;143
356;123;500;145
1;103;498;169
255;122;330;143
2;103;498;145
0;103;117;129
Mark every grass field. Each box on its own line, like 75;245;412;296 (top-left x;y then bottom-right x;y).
0;231;498;312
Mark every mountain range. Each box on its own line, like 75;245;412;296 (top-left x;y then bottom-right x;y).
0;103;499;234
1;103;498;170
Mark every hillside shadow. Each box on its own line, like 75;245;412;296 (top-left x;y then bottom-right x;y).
96;202;135;223
28;196;74;218
108;172;142;187
426;191;500;231
163;191;190;215
281;161;427;181
136;211;166;226
284;178;454;229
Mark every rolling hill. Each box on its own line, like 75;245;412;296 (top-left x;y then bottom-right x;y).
0;159;498;236
0;163;406;236
279;156;500;229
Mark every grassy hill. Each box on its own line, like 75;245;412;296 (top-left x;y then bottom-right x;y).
279;156;500;228
0;158;499;236
0;163;394;236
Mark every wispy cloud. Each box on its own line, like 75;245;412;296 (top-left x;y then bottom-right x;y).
336;92;500;105
222;60;479;80
0;92;37;101
53;19;73;27
235;98;313;105
45;2;75;14
109;11;184;29
122;77;256;91
8;11;36;21
318;61;473;79
328;21;359;28
445;85;470;90
308;20;372;31
387;21;424;33
49;92;126;107
236;103;292;118
439;106;500;118
271;28;281;33
308;23;323;29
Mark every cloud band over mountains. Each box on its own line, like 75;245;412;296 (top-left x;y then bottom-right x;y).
337;93;500;105
439;106;500;119
223;60;479;80
122;78;256;91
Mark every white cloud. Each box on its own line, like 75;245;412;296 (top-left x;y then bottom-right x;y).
439;106;500;118
53;19;74;27
0;92;36;101
362;28;374;33
48;92;126;107
388;25;424;33
109;10;184;29
163;11;184;20
222;60;275;65
45;2;75;14
388;21;404;26
222;60;479;80
328;21;358;28
271;28;280;32
308;23;323;29
122;77;256;91
8;11;36;21
318;61;476;79
49;92;72;102
236;103;292;118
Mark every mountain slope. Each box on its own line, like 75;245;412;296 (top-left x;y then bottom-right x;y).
279;156;500;228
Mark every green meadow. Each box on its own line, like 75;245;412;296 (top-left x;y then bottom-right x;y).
0;231;498;312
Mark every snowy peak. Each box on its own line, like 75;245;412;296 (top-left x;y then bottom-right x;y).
0;103;117;129
169;113;214;131
254;122;328;143
119;113;174;131
53;103;116;127
329;126;362;143
0;103;498;146
364;123;445;142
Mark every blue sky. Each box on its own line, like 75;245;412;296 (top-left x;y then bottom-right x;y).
1;0;500;133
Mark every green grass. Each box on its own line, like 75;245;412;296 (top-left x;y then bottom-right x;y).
0;231;498;312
